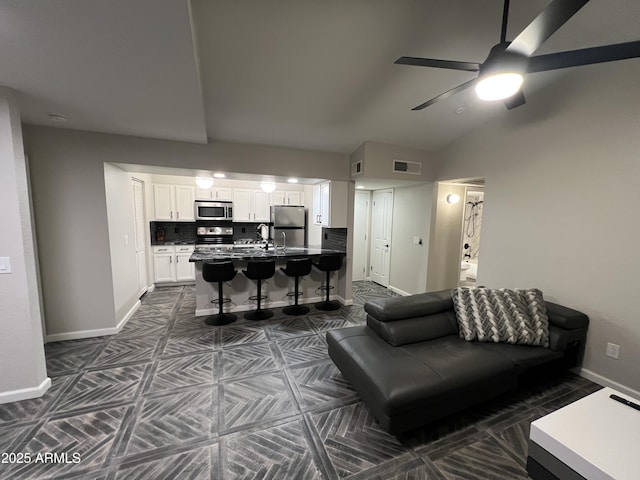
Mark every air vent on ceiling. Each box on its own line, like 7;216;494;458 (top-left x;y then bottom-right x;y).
351;161;363;176
392;159;421;175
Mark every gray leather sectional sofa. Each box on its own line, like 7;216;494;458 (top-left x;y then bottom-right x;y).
326;290;589;434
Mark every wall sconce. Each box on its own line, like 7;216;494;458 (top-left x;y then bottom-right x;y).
260;182;276;193
446;193;461;204
196;176;214;189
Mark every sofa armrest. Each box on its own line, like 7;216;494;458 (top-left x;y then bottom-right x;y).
364;290;453;322
545;302;589;329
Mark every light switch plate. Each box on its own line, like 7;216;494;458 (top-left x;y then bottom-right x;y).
0;256;11;274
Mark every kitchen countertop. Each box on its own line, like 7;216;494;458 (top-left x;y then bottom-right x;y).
189;246;345;262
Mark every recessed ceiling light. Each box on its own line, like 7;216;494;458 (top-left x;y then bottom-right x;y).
48;113;67;122
356;186;365;189
287;178;298;183
213;173;226;179
455;106;466;115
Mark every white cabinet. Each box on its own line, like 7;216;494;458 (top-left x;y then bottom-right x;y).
153;184;195;221
233;189;270;222
152;245;195;283
196;187;233;201
271;190;305;206
312;182;331;226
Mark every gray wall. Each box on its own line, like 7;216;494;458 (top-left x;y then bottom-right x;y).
436;61;640;395
389;183;433;295
0;90;48;402
23;126;350;338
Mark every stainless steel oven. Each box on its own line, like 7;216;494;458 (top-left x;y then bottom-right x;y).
196;225;234;249
194;200;233;221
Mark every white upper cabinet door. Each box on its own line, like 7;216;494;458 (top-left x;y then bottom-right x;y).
270;191;286;206
214;187;233;201
320;182;330;226
286;191;304;206
153;184;175;220
253;190;271;222
233;188;252;221
312;184;322;225
174;186;195;221
195;187;213;199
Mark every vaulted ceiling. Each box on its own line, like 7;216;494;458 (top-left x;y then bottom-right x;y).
1;0;638;153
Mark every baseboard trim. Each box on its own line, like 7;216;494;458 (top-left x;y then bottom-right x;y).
337;296;353;306
45;300;141;343
575;368;640;399
388;285;411;296
0;376;52;405
195;295;346;316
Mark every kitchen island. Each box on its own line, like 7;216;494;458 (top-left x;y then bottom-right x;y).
190;246;346;316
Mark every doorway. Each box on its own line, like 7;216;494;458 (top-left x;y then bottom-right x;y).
132;178;148;297
352;190;371;281
459;189;484;287
370;189;393;287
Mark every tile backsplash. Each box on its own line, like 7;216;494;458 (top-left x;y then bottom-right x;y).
321;228;347;252
150;222;197;244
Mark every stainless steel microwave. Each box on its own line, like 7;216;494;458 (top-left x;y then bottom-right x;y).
194;200;233;221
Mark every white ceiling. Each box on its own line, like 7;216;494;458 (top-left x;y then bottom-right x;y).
1;0;639;154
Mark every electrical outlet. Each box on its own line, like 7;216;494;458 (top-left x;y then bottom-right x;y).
606;342;620;359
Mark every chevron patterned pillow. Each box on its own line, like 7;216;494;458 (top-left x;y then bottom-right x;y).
451;287;549;347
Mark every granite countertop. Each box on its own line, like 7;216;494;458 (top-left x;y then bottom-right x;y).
151;241;195;246
189;246;345;262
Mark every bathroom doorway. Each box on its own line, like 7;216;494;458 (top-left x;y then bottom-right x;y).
459;189;484;287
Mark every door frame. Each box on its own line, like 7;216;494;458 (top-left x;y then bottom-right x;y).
352;190;371;281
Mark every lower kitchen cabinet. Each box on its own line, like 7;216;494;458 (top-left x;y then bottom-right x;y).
152;245;195;283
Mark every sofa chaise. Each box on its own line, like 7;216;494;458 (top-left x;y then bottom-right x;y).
326;289;589;434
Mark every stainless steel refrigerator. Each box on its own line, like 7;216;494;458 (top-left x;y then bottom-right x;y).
270;205;306;247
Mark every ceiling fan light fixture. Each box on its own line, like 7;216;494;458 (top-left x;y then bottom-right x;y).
475;72;524;101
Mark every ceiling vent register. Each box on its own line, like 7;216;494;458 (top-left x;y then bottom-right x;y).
393;159;422;175
351;161;363;176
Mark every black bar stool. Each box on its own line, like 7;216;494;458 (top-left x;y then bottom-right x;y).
243;260;276;320
280;258;312;315
313;254;344;311
202;261;238;326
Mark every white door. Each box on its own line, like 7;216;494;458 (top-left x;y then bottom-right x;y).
352;190;370;281
132;179;148;297
270;191;286;206
174;185;195;221
214;187;233;201
370;189;393;287
153;184;174;220
153;254;174;283
175;253;195;281
233;189;252;221
287;190;304;206
253;190;271;222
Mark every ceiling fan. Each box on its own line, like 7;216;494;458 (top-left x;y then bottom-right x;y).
395;0;640;110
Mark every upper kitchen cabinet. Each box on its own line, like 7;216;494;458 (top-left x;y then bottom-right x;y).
312;181;348;227
271;190;305;206
195;186;233;201
153;184;195;221
233;188;270;222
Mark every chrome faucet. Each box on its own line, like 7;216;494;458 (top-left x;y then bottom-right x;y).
281;231;286;250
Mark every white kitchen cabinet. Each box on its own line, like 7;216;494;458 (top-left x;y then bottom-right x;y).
196;186;233;201
312;182;331;226
233;189;270;222
271;190;305;206
153;184;195;221
152;245;195;283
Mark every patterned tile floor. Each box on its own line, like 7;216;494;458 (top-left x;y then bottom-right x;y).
0;281;601;479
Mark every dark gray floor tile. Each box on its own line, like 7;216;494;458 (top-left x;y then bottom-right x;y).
116;443;216;480
117;317;170;340
276;334;328;366
222;417;324;479
222;372;298;431
289;361;359;411
221;343;279;379
265;317;316;340
311;402;409;478
219;323;268;348
124;386;217;456
146;352;217;395
54;364;147;413
88;338;160;368
346;455;441;480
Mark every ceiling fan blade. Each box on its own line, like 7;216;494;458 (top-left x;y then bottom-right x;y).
527;41;640;73
504;90;526;110
508;0;590;56
411;79;477;111
395;56;480;72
